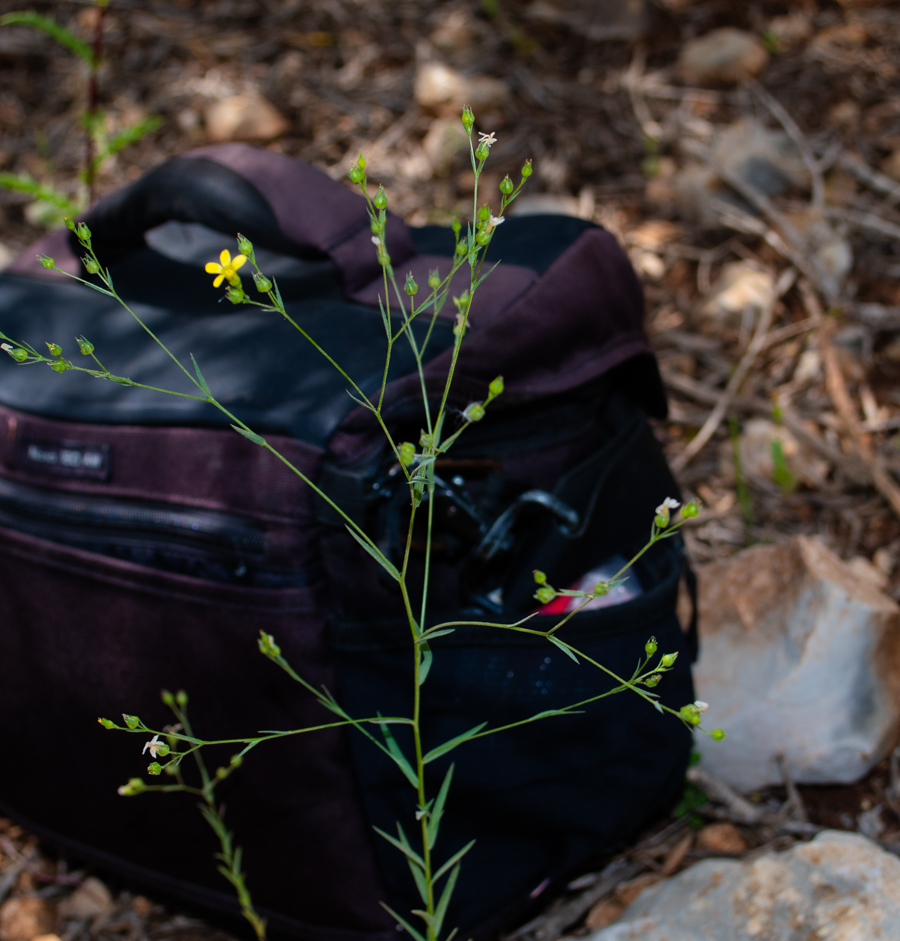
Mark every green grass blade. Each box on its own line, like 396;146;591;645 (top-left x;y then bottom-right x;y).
1;12;94;63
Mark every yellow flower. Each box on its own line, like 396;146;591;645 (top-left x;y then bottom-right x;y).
205;249;247;288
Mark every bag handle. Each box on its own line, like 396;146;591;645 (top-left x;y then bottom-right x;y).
81;144;414;293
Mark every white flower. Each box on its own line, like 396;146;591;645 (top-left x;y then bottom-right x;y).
487;214;505;229
694;700;709;713
142;734;164;758
371;236;381;246
655;497;680;516
0;344;10;352
478;131;498;147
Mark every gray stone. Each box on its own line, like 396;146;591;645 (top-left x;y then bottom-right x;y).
678;28;769;85
525;0;647;42
693;536;900;789
589;831;900;940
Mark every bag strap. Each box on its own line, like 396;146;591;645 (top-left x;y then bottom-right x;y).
81;144;414;294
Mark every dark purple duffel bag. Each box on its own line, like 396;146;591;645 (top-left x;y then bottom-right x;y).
0;145;695;941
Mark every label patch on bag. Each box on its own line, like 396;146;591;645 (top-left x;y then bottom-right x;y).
18;437;111;480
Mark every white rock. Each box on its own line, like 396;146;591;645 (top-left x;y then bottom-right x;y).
692;535;900;789
413;61;509;113
0;243;13;271
589;831;900;941
734;417;828;489
696;262;775;328
58;877;114;920
421;116;470;177
507;193;582;217
678;28;769;85
204;92;289;143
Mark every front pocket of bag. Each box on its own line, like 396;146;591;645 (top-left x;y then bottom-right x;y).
0;526;391;934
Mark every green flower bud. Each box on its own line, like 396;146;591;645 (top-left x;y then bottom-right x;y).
419;431;435;449
643;674;662;688
461;106;475;134
225;284;245;305
161;690;175;707
258;631;281;658
175;690;188;707
236;234;254;256
592;581;608;597
76;222;91;243
451;218;461;236
117;777;145;796
357;153;366;170
46;342;62;357
475;142;489;161
428;269;440;289
645;637;658;657
681;499;700;519
488;375;504;397
455;240;467;255
49;359;71;373
712;728;726;742
404;272;418;296
661;652;678;668
500;175;514;195
83;255;100;275
478;204;491;223
398;442;416;467
77;336;94;355
216;766;228;780
98;717;115;729
154;742;170;758
463;402;485;422
147;762;162;776
373;186;387;210
230;754;243;767
123;714;141;729
533;570;548;585
476;231;491;246
7;348;27;363
348;164;364;184
534;585;557;605
64;218;76;231
521;159;533;180
253;271;272;293
38;255;55;269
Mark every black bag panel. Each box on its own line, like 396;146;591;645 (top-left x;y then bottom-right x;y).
333;541;694;934
0;271;454;445
410;216;599;275
0;523;393;936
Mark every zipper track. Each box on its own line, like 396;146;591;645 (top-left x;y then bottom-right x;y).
0;477;265;554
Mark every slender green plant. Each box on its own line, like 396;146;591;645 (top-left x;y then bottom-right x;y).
1;108;723;941
0;4;160;220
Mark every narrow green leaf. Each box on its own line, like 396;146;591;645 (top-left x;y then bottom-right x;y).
0;12;94;63
418;642;433;686
230;424;266;445
423;723;487;765
103;116;161;158
433;862;461;939
420;628;455;642
426;763;454;850
345;525;400;580
653;700;663;713
381;902;426;941
406;854;429;904
372;826;425;869
378;294;391;339
378;717;419;787
393;822;429;903
191;353;210;396
547;635;579;663
433;839;475;883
